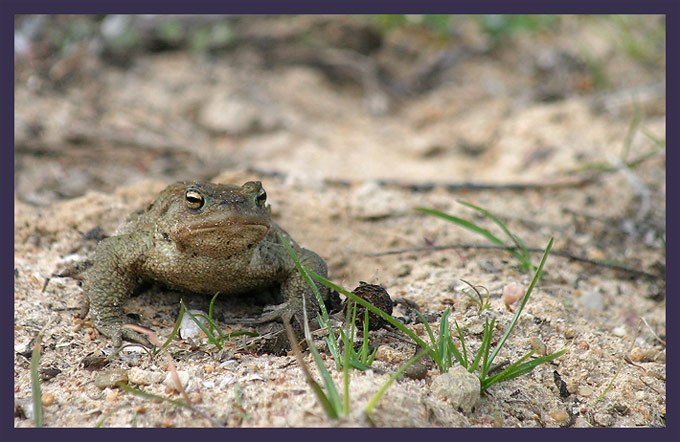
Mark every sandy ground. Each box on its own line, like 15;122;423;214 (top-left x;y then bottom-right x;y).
14;15;665;428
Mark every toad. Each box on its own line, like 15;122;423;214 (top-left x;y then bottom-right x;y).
83;180;330;347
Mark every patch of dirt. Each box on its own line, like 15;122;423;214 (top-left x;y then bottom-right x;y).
14;15;665;428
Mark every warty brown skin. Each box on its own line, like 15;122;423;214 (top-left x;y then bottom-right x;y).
84;181;329;346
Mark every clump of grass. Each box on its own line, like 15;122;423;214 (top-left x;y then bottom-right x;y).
460;279;491;312
334;302;378;370
417;201;535;272
285;230;567;397
409;238;567;393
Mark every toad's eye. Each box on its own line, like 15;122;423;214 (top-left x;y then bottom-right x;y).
256;189;267;206
185;189;205;209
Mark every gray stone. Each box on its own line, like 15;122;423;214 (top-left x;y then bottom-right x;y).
429;365;481;413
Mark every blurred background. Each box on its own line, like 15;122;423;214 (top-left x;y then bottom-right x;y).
14;14;665;204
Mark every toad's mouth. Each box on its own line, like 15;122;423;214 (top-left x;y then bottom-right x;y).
184;221;270;233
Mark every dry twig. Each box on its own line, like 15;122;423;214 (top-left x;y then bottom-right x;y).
366;243;663;280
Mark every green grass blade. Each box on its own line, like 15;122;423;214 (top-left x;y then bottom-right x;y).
415;309;438;349
365;351;427;414
479;317;497;378
342;323;351;415
118;381;191;409
487;237;553;368
207;291;221;332
437;309;449;368
417;207;525;263
417;207;509;247
509;232;533;271
293;261;344;417
460;279;483;309
481;347;569;392
621;96;640;162
194;314;223;334
349;359;373;371
116;382;222;426
454;320;468;367
306;321;343;414
30;336;42;427
469;317;493;373
361;308;370;364
456;201;533;269
283;316;340;419
367;346;378;365
277;233;329;320
456;200;514;242
154;303;186;355
445;334;465;369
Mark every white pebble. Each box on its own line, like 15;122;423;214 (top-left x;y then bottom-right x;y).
502;282;524;305
612;326;626;337
180;309;209;339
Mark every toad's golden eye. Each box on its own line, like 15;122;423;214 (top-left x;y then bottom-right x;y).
185;189;204;209
256;189;267;206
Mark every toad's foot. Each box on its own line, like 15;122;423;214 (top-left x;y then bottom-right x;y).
227;301;317;326
94;317;152;348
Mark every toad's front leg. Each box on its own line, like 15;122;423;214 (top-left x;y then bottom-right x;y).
239;243;329;328
84;235;151;347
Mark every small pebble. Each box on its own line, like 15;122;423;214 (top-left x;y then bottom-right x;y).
612;326;626;337
105;392;118;402
564;328;575;339
566;381;579;394
403;357;428;380
529;337;547;356
41;393;54;406
629;347;655;362
133;405;146;414
593;411;615;427
578;385;593;397
576;340;590;350
120;345;146;354
128;367;165;385
549;408;569;422
635;390;647;401
502;282;524;306
180;310;209;339
95;368;128;389
374;345;405;364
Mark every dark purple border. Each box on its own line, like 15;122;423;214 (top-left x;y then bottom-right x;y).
4;1;677;441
